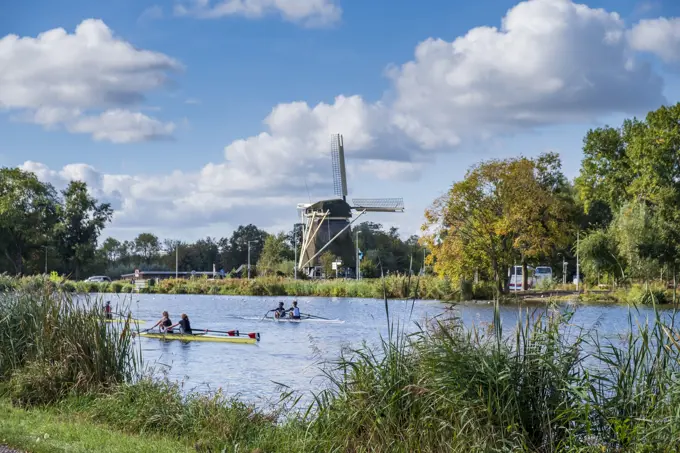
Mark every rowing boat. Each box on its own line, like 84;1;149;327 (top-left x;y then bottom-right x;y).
104;318;143;324
264;316;344;324
139;331;259;344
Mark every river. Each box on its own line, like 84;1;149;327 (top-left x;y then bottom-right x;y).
102;294;675;406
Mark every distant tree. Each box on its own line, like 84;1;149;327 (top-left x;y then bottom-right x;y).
320;251;336;278
257;233;287;276
0;168;58;274
134;233;160;263
225;224;268;270
54;181;112;279
101;237;121;264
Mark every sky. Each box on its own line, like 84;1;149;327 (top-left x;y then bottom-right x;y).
2;0;680;242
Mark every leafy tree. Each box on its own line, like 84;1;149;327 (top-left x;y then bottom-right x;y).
134;233;160;263
101;237;121;263
422;154;571;294
257;233;288;276
223;224;268;270
360;258;377;278
0;168;58;274
577;229;624;284
320;251;336;278
55;181;112;279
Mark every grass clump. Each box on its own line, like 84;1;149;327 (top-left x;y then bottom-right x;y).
0;288;138;407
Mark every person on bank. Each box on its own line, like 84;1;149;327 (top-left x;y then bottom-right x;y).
104;301;113;320
168;313;192;334
150;311;173;332
288;300;301;320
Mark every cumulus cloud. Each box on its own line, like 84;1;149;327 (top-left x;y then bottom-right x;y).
174;0;341;27
629;17;680;62
0;19;180;142
16;0;680;237
388;0;664;149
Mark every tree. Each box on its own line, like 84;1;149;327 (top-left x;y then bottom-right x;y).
134;233;160;263
257;233;287;276
224;225;268;270
0;168;58;274
422;155;571;294
55;181;113;279
320;251;336;278
101;237;122;263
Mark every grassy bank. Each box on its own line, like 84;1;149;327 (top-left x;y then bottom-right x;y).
1;274;469;300
3;283;680;451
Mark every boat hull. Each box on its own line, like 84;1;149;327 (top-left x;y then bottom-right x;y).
139;332;257;344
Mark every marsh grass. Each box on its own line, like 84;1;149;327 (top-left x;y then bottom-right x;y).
0;287;139;407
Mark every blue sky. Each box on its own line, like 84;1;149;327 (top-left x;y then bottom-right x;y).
1;0;680;241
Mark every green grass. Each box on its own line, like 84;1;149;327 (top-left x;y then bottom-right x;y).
0;399;191;453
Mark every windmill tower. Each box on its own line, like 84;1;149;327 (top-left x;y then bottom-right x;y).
296;134;404;277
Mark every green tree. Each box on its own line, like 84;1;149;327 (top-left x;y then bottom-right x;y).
134;233;160;263
55;181;113;279
101;237;121;264
422;154;571;294
257;233;288;276
0;168;58;274
320;251;336;278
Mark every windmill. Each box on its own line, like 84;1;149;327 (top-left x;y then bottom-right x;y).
296;134;404;277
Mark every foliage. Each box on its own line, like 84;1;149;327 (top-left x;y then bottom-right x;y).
319;251;336;277
54;181;113;280
257;233;288;276
422;154;571;293
0;168;58;274
133;233;160;263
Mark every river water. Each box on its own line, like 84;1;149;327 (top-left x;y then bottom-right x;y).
102;294;676;406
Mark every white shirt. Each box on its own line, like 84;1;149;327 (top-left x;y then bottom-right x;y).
293;306;300;317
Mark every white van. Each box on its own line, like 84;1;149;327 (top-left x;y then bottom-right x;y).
534;266;553;286
509;265;535;290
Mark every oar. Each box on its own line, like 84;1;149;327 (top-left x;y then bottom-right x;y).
260;310;273;321
301;313;330;320
193;328;261;340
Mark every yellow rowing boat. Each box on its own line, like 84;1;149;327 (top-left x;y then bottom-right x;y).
139;332;258;344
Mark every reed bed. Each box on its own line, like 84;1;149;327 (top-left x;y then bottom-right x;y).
0;287;139;407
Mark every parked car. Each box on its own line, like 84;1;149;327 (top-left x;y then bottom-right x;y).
534;266;553;286
85;276;111;283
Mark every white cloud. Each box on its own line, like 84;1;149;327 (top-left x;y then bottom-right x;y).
139;5;164;22
15;0;680;238
388;0;664;149
68;110;176;143
629;17;680;62
174;0;341;27
0;19;180;142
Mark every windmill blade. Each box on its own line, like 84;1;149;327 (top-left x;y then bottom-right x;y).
352;198;404;212
331;134;348;198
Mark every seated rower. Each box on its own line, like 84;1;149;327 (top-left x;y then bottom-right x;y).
104;301;113;320
168;313;192;334
273;302;286;319
150;311;173;333
288;300;301;320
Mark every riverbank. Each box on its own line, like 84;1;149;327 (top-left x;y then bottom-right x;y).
3;285;680;451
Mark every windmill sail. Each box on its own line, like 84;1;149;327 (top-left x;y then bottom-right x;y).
352;198;404;212
331;134;348;199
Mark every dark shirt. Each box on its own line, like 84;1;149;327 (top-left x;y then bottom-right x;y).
162;318;173;332
179;318;192;334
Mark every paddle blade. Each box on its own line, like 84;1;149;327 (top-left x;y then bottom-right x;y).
227;330;236;336
248;332;260;341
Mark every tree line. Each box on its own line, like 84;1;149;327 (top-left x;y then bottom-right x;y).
423;102;680;294
0;169;425;280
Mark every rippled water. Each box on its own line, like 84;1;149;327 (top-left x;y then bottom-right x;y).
102;294;678;406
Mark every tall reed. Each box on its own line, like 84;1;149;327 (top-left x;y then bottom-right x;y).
0;288;139;407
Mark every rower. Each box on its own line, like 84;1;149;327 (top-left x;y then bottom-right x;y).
104;301;112;320
150;311;173;333
288;300;301;320
273;302;286;319
168;313;192;334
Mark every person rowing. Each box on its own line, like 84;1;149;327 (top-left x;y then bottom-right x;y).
150;311;173;333
104;301;113;320
167;313;192;334
272;301;286;319
288;300;301;320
